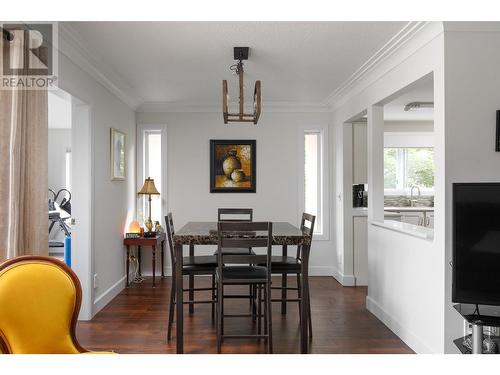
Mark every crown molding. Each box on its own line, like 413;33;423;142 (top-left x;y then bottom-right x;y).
57;21;443;114
136;101;330;113
322;21;434;109
58;23;143;110
443;21;500;32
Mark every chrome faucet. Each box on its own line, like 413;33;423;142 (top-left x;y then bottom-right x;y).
410;186;421;207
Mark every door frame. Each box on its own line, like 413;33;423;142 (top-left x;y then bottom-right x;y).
70;95;94;320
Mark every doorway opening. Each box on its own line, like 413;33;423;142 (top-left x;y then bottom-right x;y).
48;88;93;320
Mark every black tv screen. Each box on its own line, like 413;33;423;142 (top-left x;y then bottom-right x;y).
453;183;500;306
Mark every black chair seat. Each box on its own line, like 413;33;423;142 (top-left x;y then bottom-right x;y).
182;255;217;272
183;255;217;273
258;256;301;272
184;255;217;266
213;248;256;255
218;265;268;283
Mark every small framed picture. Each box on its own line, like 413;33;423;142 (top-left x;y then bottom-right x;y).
111;128;126;180
496;110;500;152
210;139;256;193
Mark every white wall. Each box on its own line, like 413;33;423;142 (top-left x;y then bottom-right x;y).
136;111;336;277
57;48;136;317
332;22;447;353
443;26;500;353
48;129;71;192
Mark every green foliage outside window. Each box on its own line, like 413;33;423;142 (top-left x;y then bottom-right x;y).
384;147;434;190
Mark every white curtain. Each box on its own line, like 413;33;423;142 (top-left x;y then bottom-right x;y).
0;31;48;262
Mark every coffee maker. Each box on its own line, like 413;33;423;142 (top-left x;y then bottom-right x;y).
353;184;368;207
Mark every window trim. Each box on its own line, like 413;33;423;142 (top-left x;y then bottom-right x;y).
299;126;329;241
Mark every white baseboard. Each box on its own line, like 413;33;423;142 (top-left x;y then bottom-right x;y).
309;266;334;276
332;268;356;286
93;275;126;315
139;266;334;277
366;295;434;354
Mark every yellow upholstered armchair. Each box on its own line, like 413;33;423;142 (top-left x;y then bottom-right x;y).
0;255;112;354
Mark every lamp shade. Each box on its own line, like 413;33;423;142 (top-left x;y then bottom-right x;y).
138;177;160;195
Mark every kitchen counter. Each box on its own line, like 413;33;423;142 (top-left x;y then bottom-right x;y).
384;206;434;212
371;220;434;240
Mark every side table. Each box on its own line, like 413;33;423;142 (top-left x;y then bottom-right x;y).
123;232;166;287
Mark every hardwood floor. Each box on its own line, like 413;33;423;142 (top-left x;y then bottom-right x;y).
77;276;413;354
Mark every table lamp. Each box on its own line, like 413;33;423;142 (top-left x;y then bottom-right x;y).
138;177;160;232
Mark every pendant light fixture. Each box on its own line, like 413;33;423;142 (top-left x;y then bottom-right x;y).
222;47;261;124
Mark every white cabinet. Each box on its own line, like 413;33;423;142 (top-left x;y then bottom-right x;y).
427;213;434;228
401;214;421;226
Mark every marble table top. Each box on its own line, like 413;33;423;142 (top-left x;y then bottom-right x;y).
173;221;310;246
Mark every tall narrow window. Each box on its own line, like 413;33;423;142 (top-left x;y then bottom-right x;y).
143;131;162;223
65;148;72;192
304;131;323;234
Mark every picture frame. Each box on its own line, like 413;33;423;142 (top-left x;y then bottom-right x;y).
210;139;256;193
110;128;126;181
496;110;500;152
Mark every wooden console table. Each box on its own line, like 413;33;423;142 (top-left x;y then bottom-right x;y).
124;232;166;287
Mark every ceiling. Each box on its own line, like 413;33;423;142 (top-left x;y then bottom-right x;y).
384;75;434;122
63;22;407;109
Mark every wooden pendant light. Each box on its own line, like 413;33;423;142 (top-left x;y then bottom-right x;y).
222;47;261;124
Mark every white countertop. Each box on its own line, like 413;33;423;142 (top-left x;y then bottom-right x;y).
384;206;434;212
370;219;434;240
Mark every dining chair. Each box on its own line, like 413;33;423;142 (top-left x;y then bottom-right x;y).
216;208;254;255
0;256;114;354
262;213;315;338
218;208;253;222
165;213;218;341
215;208;256;312
216;221;273;354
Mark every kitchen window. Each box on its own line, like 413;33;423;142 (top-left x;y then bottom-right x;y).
384;147;434;194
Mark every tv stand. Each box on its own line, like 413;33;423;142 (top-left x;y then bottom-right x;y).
453;304;500;354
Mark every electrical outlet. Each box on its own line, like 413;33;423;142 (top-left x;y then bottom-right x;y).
93;274;98;289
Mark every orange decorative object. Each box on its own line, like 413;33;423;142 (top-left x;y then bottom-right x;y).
128;220;141;234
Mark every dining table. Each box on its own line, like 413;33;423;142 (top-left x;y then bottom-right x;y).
173;221;312;354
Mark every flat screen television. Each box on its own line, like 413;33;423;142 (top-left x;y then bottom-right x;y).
453;182;500;306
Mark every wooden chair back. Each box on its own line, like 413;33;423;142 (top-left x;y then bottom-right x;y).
297;213;316;260
165;213;176;265
217;221;272;274
0;256;86;354
217;208;253;222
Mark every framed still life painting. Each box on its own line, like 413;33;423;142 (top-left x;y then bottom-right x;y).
210;139;256;193
111;128;126;181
